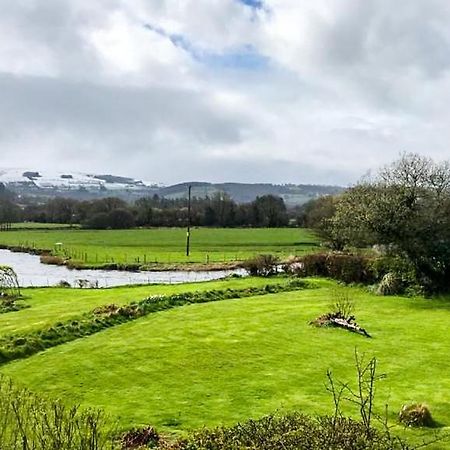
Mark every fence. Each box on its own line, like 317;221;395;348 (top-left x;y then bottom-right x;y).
0;222;11;231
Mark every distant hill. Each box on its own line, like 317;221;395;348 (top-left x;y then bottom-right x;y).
160;182;343;207
0;169;343;206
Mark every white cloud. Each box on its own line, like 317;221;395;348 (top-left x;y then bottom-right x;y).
1;0;450;185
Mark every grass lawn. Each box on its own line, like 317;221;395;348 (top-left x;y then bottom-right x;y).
0;277;288;337
0;227;318;265
2;281;449;448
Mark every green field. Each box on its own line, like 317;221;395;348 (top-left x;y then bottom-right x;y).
0;227;318;265
1;278;449;448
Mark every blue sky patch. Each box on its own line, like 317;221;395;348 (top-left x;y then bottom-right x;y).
144;23;268;71
238;0;264;9
198;46;268;70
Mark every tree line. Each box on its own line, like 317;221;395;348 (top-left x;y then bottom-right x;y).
2;191;289;228
0;184;21;225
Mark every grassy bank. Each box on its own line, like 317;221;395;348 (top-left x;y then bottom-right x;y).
0;279;311;364
0;277;288;337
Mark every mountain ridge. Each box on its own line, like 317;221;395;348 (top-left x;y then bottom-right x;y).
0;169;343;206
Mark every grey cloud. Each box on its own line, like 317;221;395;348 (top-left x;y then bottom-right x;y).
302;0;450;113
1;1;450;184
319;0;450;76
0;0;105;78
0;74;248;145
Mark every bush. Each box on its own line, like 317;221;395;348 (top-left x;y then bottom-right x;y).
289;253;376;284
371;257;421;296
242;254;280;277
281;255;303;274
0;376;115;450
108;208;135;229
158;413;410;450
121;426;160;449
0;297;29;314
83;212;111;229
376;272;403;296
399;403;434;427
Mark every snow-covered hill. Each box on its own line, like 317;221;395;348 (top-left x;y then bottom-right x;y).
0;168;343;205
0;168;161;194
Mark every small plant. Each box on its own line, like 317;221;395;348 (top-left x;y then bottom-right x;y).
399;403;434;427
330;289;355;318
0;265;20;298
312;291;370;338
121;426;160;449
326;352;388;440
242;254;279;277
0;266;25;313
376;272;403;296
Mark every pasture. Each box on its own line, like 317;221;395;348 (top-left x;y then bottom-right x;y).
1;277;449;448
0;227;318;266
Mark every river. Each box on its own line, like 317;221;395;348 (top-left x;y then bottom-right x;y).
0;249;245;288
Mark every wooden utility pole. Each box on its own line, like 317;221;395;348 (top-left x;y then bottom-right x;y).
186;185;192;257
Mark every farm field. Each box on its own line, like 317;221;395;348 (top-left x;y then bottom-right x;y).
0;227;319;266
2;278;449;448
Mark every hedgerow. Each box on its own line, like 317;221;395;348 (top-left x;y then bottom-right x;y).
156;413;411;450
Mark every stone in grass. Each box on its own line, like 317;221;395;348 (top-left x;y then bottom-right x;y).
399;403;434;427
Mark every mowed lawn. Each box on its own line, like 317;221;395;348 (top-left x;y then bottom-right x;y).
0;227;318;264
3;282;449;447
0;277;286;336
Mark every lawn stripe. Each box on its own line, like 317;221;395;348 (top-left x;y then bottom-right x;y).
0;279;313;365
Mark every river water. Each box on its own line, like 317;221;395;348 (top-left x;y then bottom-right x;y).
0;249;245;288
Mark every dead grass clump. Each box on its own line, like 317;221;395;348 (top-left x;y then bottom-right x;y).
399;403;434;427
40;255;65;266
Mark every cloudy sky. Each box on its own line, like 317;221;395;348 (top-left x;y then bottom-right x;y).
1;0;450;185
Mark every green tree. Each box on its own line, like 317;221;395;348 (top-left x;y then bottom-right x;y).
331;153;450;291
252;195;288;227
296;195;340;247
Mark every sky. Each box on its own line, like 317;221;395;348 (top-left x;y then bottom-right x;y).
1;0;450;185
